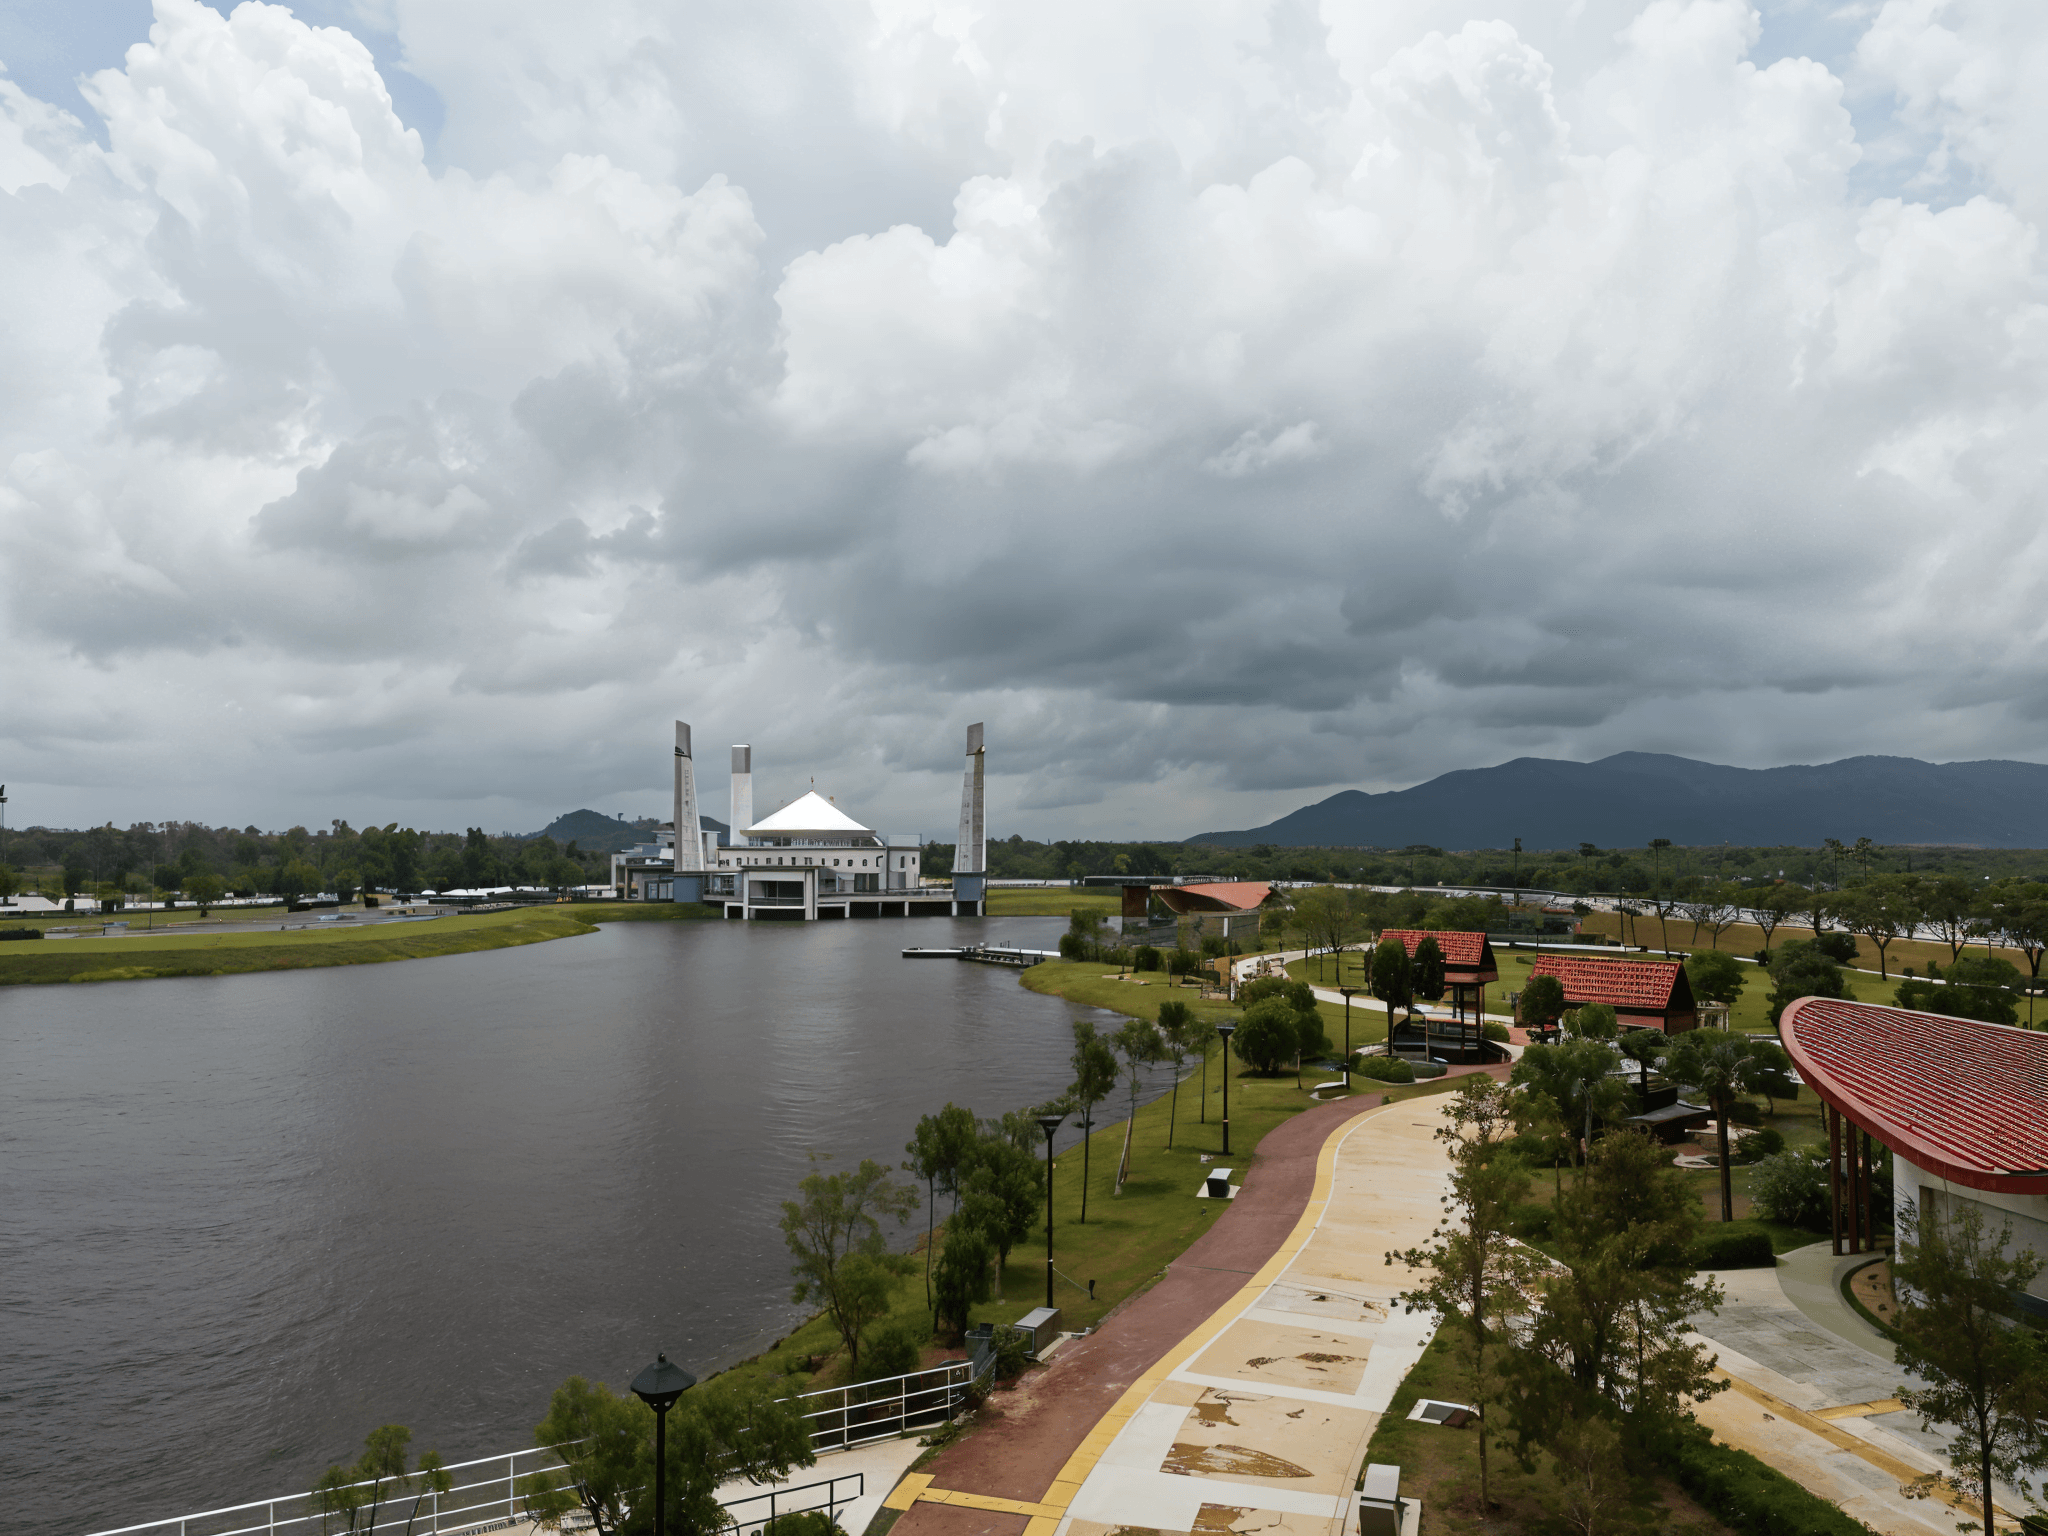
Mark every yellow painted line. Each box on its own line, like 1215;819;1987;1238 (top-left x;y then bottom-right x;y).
1716;1374;2017;1523
880;1471;932;1511
1814;1396;1905;1420
920;1487;1065;1516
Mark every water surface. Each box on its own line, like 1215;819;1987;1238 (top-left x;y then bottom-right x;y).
0;916;1129;1535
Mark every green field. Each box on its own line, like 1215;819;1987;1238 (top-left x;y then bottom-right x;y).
983;885;1120;918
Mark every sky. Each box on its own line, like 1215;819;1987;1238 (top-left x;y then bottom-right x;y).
2;0;2046;842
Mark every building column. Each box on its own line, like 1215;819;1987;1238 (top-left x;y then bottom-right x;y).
1829;1104;1844;1257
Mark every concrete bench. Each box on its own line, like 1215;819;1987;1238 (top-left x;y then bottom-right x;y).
1311;1080;1347;1101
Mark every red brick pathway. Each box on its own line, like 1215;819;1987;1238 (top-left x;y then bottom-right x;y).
888;1092;1386;1535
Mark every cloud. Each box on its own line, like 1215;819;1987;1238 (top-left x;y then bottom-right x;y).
4;0;2048;839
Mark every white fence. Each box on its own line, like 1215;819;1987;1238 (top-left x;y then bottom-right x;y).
82;1359;986;1536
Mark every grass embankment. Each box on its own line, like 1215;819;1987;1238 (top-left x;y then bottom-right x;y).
982;886;1121;918
719;958;1366;1398
0;904;289;932
0;901;724;986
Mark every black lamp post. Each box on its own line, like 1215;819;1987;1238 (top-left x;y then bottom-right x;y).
1338;987;1357;1085
1215;1021;1237;1156
630;1352;695;1536
1036;1112;1065;1308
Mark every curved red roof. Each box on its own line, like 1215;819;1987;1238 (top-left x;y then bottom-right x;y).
1780;997;2048;1194
1155;881;1272;913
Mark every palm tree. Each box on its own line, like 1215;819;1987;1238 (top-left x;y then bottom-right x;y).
1616;1029;1667;1095
1666;1030;1796;1221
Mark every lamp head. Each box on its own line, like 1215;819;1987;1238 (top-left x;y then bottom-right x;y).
630;1352;695;1413
1035;1112;1065;1138
1214;1022;1236;1042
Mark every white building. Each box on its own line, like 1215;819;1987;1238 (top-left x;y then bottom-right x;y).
612;722;990;919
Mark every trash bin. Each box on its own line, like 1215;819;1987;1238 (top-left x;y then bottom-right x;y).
1357;1463;1405;1536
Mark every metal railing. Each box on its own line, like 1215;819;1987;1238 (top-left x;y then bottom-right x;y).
721;1473;863;1533
788;1358;978;1453
85;1359;987;1536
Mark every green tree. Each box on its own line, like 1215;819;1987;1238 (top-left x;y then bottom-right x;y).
1231;997;1297;1074
1368;937;1412;1046
931;1224;993;1340
1683;948;1746;1006
400;1452;451;1536
183;872;226;915
1748;1151;1831;1230
0;864;18;904
1896;957;2021;1026
904;1103;978;1309
311;1466;368;1536
1109;1016;1164;1190
1766;939;1848;1025
1386;1080;1546;1510
1154;999;1211;1147
1921;874;1982;963
1665;1030;1795;1221
1748;881;1801;958
1507;1129;1724;1439
533;1374;813;1536
331;866;362;905
1067;1020;1117;1222
1892;1197;2048;1536
1517;973;1566;1037
1510;1038;1626;1167
778;1155;916;1370
956;1133;1040;1284
1294;884;1362;981
1614;1027;1667;1096
357;1424;410;1536
1567;1002;1617;1040
1837;875;1917;978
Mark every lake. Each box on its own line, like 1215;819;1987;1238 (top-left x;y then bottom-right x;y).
0;915;1136;1536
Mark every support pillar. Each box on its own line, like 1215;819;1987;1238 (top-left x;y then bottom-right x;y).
1828;1104;1843;1257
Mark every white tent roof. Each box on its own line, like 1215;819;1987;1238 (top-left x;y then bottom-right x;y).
746;791;874;837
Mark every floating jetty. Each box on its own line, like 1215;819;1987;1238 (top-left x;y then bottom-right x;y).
902;944;1058;967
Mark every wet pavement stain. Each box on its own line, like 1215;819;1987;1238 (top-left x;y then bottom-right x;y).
1164;1442;1315;1479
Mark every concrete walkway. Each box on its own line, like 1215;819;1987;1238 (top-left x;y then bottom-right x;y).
1687;1257;2034;1534
884;1095;1455;1535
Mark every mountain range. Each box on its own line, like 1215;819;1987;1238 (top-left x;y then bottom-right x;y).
1186;753;2048;850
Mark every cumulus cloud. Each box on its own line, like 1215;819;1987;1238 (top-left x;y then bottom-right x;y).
3;0;2048;839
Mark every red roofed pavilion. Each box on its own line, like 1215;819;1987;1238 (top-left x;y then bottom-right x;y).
1152;881;1274;914
1527;955;1698;1034
1781;997;2048;1271
1379;930;1498;987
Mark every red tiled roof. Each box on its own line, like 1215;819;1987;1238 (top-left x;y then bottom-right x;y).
1383;929;1486;967
1781;997;2048;1194
1529;955;1685;1012
1155;881;1272;913
1379;929;1498;983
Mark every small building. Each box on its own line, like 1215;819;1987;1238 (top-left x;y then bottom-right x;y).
703;792;952;920
1527;954;1698;1034
1380;929;1499;1022
1120;880;1273;948
1783;997;2048;1295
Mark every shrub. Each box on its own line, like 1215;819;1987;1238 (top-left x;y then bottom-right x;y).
1353;1056;1415;1083
1671;1430;1874;1535
1232;999;1299;1073
1749;1150;1830;1229
0;927;45;941
1508;1202;1553;1241
1058;933;1084;960
991;1325;1033;1379
1410;1061;1447;1079
762;1515;838;1536
1689;1223;1776;1269
1738;1126;1786;1162
1134;945;1161;972
1483;1020;1510;1042
1813;932;1859;964
858;1320;922;1381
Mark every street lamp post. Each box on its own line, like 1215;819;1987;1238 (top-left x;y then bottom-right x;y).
1036;1112;1065;1308
630;1352;695;1536
1338;987;1357;1085
1215;1022;1237;1156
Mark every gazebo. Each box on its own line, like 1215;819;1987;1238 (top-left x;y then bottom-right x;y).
1379;930;1505;1064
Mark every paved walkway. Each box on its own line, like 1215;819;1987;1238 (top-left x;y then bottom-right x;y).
1687;1256;2034;1534
884;1094;1456;1535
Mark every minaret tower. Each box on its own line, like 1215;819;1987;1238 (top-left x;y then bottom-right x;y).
672;721;705;899
953;722;986;911
730;746;753;847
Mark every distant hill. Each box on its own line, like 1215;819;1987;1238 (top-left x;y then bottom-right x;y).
528;808;729;853
1187;753;2048;850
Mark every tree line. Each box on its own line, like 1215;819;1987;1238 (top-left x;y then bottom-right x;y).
0;819;608;906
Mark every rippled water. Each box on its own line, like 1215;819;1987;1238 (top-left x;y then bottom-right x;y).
0;915;1128;1536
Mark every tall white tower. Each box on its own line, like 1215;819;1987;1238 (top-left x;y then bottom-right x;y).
954;722;986;905
672;722;705;896
730;745;753;847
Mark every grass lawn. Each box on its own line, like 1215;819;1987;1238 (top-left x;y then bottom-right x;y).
1;903;290;932
0;905;608;985
1361;1334;1739;1535
983;886;1121;918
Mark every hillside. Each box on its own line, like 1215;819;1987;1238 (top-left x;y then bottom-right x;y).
1187;753;2048;850
528;809;729;853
